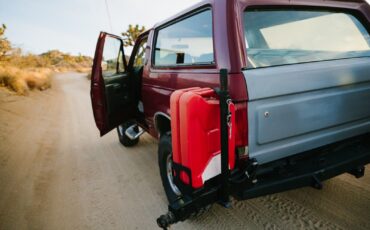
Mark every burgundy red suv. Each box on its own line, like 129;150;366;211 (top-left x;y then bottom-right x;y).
90;0;370;227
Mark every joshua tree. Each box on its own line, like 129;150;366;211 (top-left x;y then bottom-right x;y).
0;24;11;58
121;24;146;47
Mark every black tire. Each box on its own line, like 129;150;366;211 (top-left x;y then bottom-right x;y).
158;133;211;216
158;133;182;203
117;121;139;147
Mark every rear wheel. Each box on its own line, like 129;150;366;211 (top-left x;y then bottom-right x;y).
158;133;211;216
158;133;181;203
117;121;139;147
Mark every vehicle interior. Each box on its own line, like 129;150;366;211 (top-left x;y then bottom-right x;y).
92;33;148;135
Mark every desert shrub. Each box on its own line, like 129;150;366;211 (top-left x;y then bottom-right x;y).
0;49;91;94
0;65;51;95
3;50;92;71
0;24;11;59
0;23;92;95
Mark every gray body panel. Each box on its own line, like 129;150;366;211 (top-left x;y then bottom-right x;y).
244;58;370;164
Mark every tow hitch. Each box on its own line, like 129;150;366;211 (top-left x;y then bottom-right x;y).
157;212;176;229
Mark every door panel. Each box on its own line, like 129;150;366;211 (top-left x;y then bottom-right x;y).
91;32;135;136
104;73;131;115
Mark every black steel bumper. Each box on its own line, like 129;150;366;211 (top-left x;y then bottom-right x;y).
157;134;370;229
234;134;370;200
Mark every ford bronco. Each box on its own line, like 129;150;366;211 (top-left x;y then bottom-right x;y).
90;0;370;228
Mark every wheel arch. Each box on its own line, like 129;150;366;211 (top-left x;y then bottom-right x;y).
154;112;171;137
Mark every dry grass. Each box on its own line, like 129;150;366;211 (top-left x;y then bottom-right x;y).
3;50;92;72
0;65;52;95
0;50;92;95
0;24;92;95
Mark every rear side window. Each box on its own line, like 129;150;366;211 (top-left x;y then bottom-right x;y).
154;9;214;67
244;10;370;69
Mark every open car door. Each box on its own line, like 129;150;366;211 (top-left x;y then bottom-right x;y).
91;32;136;136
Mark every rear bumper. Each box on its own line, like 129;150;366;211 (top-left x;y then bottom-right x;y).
165;134;370;224
233;133;370;199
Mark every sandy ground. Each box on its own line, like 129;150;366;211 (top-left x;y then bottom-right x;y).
0;72;369;230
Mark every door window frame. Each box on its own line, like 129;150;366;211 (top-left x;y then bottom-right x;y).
151;6;216;70
128;31;150;71
103;33;128;73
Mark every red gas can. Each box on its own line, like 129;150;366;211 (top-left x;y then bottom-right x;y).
170;88;236;189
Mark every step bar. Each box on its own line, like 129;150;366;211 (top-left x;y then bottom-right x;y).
125;124;144;140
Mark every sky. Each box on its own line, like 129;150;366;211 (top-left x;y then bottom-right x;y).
1;0;370;57
0;0;200;56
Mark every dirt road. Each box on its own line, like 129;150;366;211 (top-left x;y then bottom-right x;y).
0;72;369;230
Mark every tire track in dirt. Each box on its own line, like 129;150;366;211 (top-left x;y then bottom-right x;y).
282;183;370;230
227;199;281;230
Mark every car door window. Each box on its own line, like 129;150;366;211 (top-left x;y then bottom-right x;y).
154;9;214;67
102;37;125;76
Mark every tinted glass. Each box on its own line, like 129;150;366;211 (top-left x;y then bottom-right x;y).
244;10;370;69
155;9;214;66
